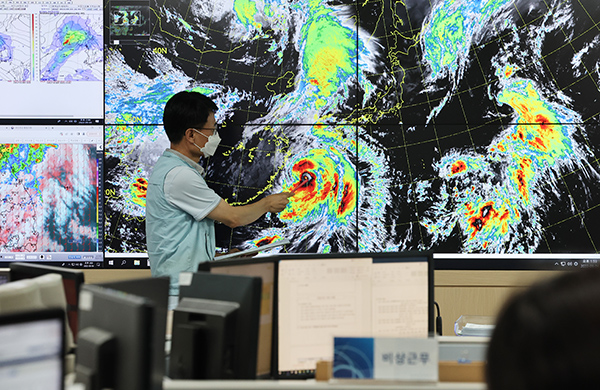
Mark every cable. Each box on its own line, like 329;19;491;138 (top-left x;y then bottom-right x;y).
434;301;443;336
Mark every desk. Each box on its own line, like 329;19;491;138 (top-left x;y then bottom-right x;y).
162;336;488;390
163;379;486;390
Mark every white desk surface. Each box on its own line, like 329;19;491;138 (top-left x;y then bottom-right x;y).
163;379;486;390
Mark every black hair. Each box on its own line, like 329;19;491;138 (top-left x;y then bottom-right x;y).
486;267;600;390
162;91;218;143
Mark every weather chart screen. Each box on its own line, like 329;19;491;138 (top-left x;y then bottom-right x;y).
0;126;103;267
0;0;104;121
3;0;600;269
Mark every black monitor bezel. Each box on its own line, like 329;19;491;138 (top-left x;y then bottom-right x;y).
206;256;279;378
177;271;263;379
77;284;155;390
96;277;169;390
8;262;85;339
433;253;600;271
169;296;239;379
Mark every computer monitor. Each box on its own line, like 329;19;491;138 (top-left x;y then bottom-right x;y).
169;297;239;379
75;284;155;390
9;262;84;339
207;257;277;378
0;308;65;390
274;251;434;379
96;277;169;390
172;271;262;379
0;125;104;270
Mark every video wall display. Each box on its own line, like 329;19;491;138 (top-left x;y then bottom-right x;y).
1;0;600;268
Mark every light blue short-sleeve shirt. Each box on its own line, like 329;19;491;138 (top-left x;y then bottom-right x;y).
145;149;221;296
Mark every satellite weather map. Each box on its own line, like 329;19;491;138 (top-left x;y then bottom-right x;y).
103;0;600;256
39;14;103;82
0;143;99;253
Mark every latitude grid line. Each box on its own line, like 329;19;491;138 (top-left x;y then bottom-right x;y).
525;0;599;252
374;0;445;244
402;0;436;247
535;0;599;252
353;0;427;238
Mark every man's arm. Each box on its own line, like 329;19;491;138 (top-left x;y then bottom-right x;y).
207;192;292;228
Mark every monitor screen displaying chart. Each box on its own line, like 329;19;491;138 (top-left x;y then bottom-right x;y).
276;252;432;377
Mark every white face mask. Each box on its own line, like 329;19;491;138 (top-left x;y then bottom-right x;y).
193;129;221;157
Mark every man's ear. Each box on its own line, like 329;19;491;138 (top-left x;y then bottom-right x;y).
184;128;195;142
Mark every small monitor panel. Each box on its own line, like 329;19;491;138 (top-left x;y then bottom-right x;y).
76;284;155;390
108;0;151;45
169;297;238;380
97;277;169;389
0;309;65;390
208;258;277;378
177;271;262;379
275;252;433;379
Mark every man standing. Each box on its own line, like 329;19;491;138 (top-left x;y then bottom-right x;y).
146;91;290;302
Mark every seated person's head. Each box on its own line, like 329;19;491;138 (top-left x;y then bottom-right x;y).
486;267;600;390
